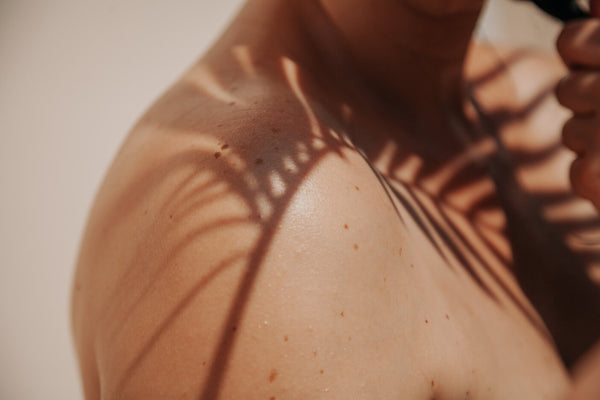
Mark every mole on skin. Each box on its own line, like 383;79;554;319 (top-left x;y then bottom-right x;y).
269;369;278;383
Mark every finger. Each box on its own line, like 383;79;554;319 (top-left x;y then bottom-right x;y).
570;155;600;202
562;115;600;154
557;19;600;68
556;71;600;114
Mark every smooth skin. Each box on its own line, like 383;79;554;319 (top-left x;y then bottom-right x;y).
72;0;600;399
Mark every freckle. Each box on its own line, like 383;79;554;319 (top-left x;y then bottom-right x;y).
228;101;236;106
313;350;317;357
383;277;387;283
284;335;288;342
274;146;279;151
217;124;223;128
232;325;237;332
214;152;221;159
344;224;349;230
270;397;276;400
271;127;279;133
445;314;450;320
202;361;206;366
255;158;263;165
353;244;359;250
425;319;429;324
466;391;470;397
221;143;229;150
355;185;360;191
410;264;414;268
320;370;324;374
431;380;435;387
348;336;352;341
340;311;344;317
398;248;403;256
143;209;148;215
269;369;278;383
169;214;173;219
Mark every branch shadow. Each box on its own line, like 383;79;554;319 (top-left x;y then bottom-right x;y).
95;14;600;400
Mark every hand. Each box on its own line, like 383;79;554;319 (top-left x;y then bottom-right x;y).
556;2;600;209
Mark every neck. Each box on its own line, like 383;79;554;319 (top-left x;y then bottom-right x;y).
313;0;484;145
211;0;485;156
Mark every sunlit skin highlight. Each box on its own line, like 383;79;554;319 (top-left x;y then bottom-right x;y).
71;1;600;399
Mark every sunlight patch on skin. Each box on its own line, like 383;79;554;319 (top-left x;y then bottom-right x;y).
340;103;353;123
243;171;260;191
311;137;326;150
516;150;571;192
268;170;286;198
444;176;496;212
472;206;507;231
328;128;341;141
282;57;322;137
589;265;600;285
472;218;512;261
566;229;600;250
185;64;244;106
391;154;424;184
419;137;496;196
296;141;310;164
255;192;274;219
543;196;597;222
231;45;257;77
282;155;299;174
327;127;354;150
376;141;400;174
222;152;247;173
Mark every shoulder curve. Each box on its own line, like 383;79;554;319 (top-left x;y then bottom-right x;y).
75;74;411;398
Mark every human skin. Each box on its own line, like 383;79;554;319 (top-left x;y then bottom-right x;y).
555;3;600;398
72;0;600;399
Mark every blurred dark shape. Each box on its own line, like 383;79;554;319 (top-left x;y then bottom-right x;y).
520;0;589;21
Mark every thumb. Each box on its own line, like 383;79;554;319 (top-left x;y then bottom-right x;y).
591;0;600;18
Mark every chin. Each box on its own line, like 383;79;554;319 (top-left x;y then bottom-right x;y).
398;0;483;17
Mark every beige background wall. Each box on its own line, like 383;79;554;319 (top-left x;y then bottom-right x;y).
0;0;562;398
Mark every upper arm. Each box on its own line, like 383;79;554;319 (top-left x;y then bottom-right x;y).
77;114;408;399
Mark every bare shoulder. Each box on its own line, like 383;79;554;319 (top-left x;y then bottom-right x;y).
71;70;409;399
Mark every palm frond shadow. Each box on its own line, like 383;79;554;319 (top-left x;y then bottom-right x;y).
109;43;600;397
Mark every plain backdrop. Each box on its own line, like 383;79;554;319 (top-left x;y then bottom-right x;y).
0;0;560;398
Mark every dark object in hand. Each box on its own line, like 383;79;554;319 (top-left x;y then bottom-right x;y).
522;0;590;21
